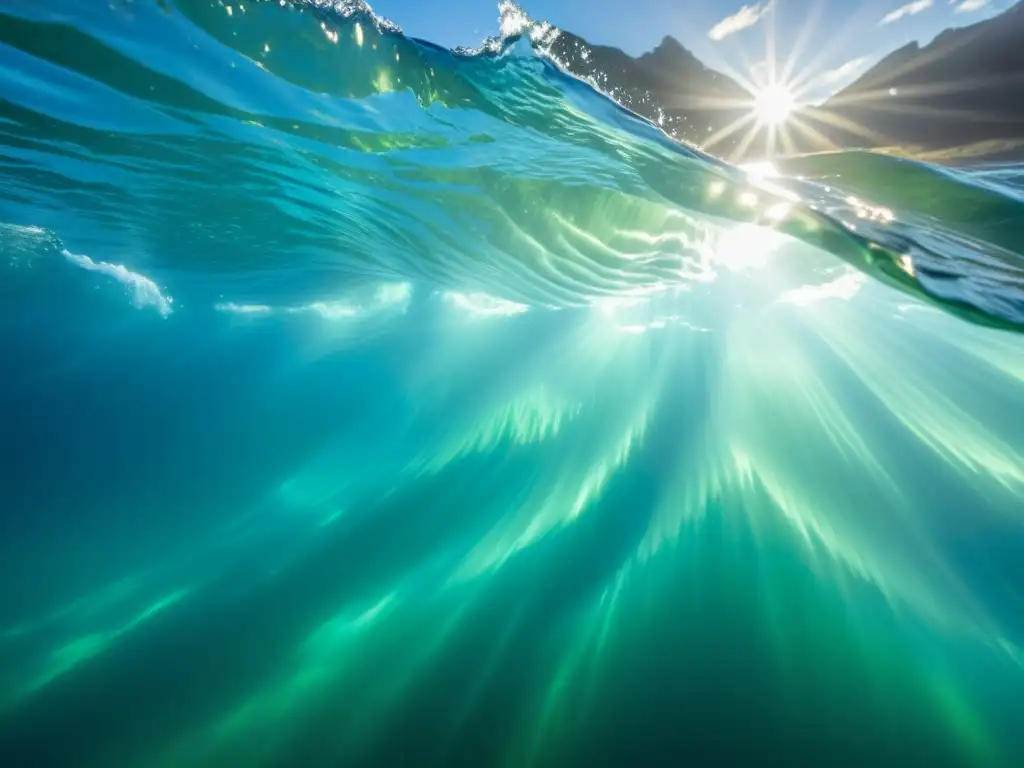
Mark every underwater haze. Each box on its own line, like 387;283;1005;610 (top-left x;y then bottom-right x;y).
1;1;1024;766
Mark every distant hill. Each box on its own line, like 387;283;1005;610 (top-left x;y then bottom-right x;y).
808;1;1024;155
551;1;1024;162
547;32;753;157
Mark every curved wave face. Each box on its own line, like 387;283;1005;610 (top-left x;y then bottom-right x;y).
1;1;1024;766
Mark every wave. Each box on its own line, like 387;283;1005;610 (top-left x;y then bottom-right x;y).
0;0;1022;330
2;2;1024;766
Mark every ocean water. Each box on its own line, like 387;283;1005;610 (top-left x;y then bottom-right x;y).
1;1;1024;766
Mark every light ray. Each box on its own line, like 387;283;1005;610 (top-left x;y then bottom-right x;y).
702;112;757;151
799;107;896;146
787;113;839;152
826;99;1024;127
729;122;766;162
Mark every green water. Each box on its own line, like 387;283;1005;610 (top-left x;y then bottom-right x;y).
1;1;1023;765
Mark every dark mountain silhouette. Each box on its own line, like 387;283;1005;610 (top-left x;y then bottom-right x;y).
548;32;754;157
807;1;1024;155
550;1;1024;161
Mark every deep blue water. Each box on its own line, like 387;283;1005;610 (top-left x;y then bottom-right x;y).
2;1;1024;766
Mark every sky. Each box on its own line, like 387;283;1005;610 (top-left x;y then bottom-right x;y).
369;0;1015;101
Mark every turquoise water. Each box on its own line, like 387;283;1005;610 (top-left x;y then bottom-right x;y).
1;1;1024;765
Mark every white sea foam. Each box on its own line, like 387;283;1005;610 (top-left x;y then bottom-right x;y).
62;249;173;316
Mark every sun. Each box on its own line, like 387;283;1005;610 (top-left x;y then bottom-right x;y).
753;85;795;126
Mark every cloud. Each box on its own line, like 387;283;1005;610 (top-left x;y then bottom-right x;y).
818;56;870;84
880;0;934;24
749;60;770;82
954;0;988;12
708;1;774;42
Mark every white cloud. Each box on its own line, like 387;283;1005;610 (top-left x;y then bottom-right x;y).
880;0;934;24
954;0;988;12
818;56;870;84
749;60;770;82
708;1;774;42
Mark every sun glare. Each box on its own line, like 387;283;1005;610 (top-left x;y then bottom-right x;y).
754;85;794;126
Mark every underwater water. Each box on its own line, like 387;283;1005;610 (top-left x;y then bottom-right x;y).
1;0;1024;765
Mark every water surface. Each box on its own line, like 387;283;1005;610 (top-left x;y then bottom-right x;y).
1;2;1023;765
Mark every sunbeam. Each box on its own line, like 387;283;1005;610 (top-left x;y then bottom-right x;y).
3;2;1024;767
